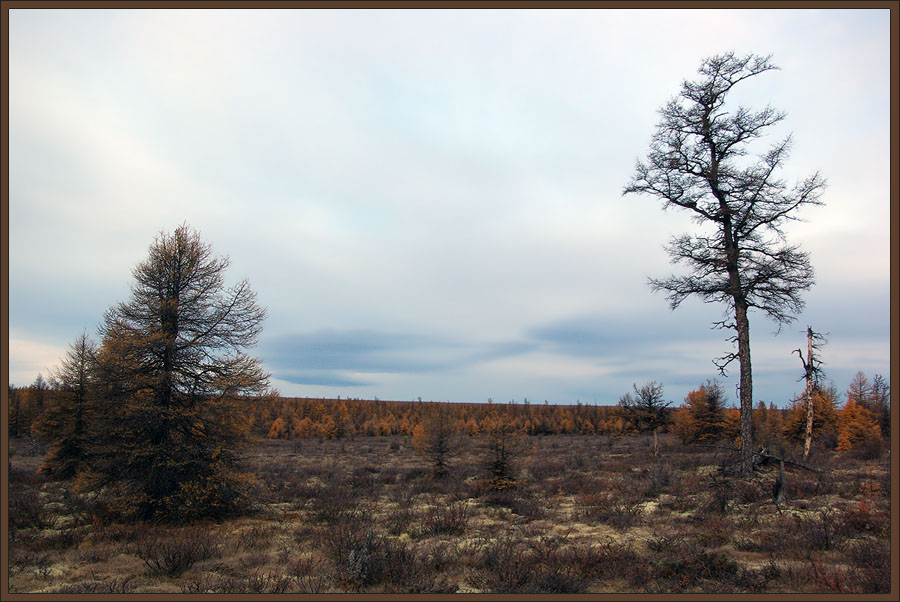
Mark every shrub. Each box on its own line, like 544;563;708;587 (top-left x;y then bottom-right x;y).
40;526;85;551
466;533;591;593
792;509;841;552
640;460;673;498
9;488;56;532
578;492;644;530
53;575;138;594
330;527;449;593
846;540;891;593
221;570;295;594
232;524;279;552
287;555;329;594
349;465;378;491
419;501;469;537
8;549;52;578
76;542;120;563
307;481;365;524
648;542;740;592
139;527;221;576
838;500;889;537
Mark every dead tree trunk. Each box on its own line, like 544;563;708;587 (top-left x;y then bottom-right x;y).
794;326;826;459
803;327;814;458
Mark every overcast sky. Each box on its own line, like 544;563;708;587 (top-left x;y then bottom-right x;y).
7;8;892;407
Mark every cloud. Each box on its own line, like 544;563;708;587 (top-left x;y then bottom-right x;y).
274;371;373;388
262;329;452;374
7;337;67;387
261;328;537;389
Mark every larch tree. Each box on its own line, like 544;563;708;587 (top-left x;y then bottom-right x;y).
28;373;48;432
86;224;272;521
623;52;826;475
480;409;522;490
682;379;728;443
869;374;890;437
783;384;840;448
412;402;460;478
33;332;98;478
618;381;671;456
836;398;880;452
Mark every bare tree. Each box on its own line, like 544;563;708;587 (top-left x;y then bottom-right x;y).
88;224;272;520
624;52;826;475
619;381;671;457
794;326;826;458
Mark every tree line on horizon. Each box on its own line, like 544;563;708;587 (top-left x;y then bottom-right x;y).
11;367;889;455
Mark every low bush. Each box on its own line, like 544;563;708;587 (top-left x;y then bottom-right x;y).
53;575;138;594
643;537;740;592
466;533;593;593
9;488;56;532
578;492;644;530
139;527;221;577
419;500;469;537
232;524;280;552
287;555;329;593
792;509;841;552
845;540;891;593
220;570;295;594
330;527;451;593
306;481;365;524
837;500;889;537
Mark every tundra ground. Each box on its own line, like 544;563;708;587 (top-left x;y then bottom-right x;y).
7;433;891;594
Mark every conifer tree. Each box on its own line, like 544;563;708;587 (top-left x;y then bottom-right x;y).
412;403;459;478
619;381;671;456
684;380;728;442
836;399;880;451
33;332;98;478
85;225;272;521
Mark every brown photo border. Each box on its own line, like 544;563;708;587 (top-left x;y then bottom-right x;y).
1;1;897;600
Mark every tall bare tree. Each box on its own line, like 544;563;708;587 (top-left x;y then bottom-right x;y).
624;52;826;475
88;224;272;520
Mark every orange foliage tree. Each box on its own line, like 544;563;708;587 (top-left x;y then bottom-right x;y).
673;380;728;444
783;385;840;449
836;399;881;451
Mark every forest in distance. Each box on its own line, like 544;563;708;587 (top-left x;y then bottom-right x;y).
9;369;891;455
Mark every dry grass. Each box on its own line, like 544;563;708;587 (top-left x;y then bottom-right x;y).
7;432;892;594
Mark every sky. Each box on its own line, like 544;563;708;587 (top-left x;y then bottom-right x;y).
6;7;893;407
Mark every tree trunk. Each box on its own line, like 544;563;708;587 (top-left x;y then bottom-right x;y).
652;428;659;457
735;299;754;476
803;326;814;459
